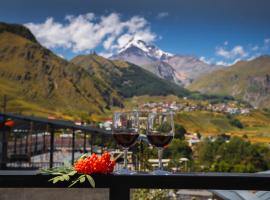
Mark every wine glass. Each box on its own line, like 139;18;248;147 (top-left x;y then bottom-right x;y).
147;111;174;175
112;111;139;174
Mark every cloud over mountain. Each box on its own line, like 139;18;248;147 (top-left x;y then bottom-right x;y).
157;12;169;19
25;13;156;54
216;45;247;59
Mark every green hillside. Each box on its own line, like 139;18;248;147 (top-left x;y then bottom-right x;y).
71;54;190;98
0;22;190;119
0;22;123;119
189;56;270;108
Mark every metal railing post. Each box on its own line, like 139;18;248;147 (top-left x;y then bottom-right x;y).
0;115;7;169
49;125;54;168
71;129;75;165
83;132;86;153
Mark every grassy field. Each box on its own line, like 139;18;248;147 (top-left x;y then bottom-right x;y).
175;110;270;142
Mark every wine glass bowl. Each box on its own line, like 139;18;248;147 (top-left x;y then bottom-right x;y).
147;111;174;175
112;111;139;174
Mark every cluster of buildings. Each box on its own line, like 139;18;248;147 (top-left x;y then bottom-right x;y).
141;101;252;115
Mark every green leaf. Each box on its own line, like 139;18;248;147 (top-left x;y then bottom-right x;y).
49;174;69;184
68;179;80;188
59;176;65;181
53;178;60;184
48;176;59;184
63;174;70;181
86;175;95;188
79;176;86;183
68;170;77;176
50;176;62;184
52;172;64;175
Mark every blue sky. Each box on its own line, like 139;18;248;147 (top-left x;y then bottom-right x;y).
1;0;270;65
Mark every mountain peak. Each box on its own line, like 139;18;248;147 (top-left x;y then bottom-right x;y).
0;22;38;43
118;38;173;60
111;38;222;87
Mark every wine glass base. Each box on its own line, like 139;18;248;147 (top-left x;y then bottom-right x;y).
114;168;137;175
151;169;171;175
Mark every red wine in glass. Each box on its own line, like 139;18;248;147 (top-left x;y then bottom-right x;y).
112;111;139;174
113;130;139;148
147;112;175;175
147;133;173;148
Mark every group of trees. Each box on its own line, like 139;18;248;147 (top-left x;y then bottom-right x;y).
226;114;244;129
188;91;235;103
161;123;270;173
196;136;270;172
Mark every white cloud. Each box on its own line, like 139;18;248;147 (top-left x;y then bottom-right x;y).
199;56;214;65
204;39;269;66
264;38;270;50
264;38;270;44
25;13;156;54
57;53;64;58
216;60;228;66
251;45;259;51
99;52;113;58
216;58;241;66
216;45;247;59
157;12;169;19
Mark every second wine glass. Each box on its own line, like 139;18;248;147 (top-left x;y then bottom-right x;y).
112;111;139;174
147;111;174;175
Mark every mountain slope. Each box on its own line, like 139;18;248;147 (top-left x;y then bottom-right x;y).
111;39;222;86
71;54;190;98
166;55;223;85
0;22;123;117
189;56;270;108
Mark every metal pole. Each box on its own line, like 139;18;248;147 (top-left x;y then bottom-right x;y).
83;132;86;153
49;125;54;168
43;125;48;153
25;121;32;154
0;115;7;169
19;131;23;154
90;134;94;154
34;129;38;154
71;129;75;165
14;132;17;154
140;140;143;171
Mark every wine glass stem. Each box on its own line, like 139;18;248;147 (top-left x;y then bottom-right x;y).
124;148;128;170
158;148;163;170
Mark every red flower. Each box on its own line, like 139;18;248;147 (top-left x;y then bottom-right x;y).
74;151;115;174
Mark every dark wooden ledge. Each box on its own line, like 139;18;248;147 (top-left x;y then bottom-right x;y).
1;171;270;199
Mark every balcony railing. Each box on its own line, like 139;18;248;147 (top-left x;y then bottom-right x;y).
1;170;270;200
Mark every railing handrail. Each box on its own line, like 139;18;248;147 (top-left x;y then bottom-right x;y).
1;170;270;200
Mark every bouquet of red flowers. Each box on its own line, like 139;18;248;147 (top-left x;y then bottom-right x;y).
42;151;115;188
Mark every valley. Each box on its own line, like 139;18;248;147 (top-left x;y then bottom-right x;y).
1;21;270;144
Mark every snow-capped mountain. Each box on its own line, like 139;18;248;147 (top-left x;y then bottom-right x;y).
111;39;223;86
118;39;174;61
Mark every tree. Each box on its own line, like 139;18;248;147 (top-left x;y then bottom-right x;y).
196;136;270;173
229;118;244;129
174;124;187;139
164;139;192;159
